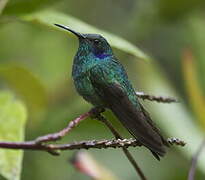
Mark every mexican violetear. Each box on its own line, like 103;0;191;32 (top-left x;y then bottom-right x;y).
54;24;169;160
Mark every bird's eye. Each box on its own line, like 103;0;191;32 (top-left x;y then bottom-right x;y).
94;39;100;44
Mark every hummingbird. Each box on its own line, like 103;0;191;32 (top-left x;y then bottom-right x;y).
54;24;169;160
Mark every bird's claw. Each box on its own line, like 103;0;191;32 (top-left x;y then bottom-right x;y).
89;107;105;119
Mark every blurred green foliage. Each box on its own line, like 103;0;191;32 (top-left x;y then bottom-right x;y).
158;0;205;21
0;91;27;180
0;0;205;180
3;0;59;14
0;65;47;121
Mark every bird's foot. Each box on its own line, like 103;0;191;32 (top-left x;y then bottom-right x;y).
89;107;105;119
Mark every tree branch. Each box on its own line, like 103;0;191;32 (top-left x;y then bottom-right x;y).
0;105;185;179
0;92;181;179
34;109;92;144
136;92;178;103
0;138;185;152
188;139;205;180
95;114;147;180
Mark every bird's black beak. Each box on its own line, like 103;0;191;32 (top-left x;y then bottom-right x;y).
54;24;85;39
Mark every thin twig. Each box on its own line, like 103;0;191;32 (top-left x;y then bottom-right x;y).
167;137;186;146
0;138;185;151
96;114;122;139
35;110;92;143
136;92;178;103
96;114;147;180
188;139;205;180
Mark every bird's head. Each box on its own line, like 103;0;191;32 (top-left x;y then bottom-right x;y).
54;24;113;59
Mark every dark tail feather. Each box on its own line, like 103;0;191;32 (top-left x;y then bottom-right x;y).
110;102;167;160
151;151;161;161
139;104;170;149
101;84;168;159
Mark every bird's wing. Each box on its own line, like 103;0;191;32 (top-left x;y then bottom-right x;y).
89;64;168;160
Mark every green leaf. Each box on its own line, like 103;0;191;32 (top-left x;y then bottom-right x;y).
0;64;47;120
0;91;27;180
0;0;9;15
22;10;150;61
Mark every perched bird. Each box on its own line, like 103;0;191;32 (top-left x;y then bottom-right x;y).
54;24;169;160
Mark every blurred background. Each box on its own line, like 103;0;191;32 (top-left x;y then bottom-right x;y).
0;0;205;180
